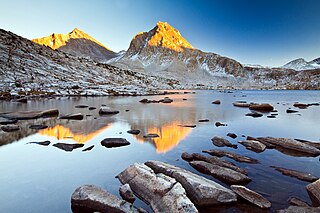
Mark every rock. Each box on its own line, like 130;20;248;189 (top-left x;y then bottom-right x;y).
288;197;309;207
233;102;251;107
245;112;263;118
119;184;136;203
101;138;130;148
293;103;309;109
160;98;173;103
117;163;198;212
88;107;96;110
295;139;320;150
227;133;237;139
246;136;276;149
182;98;187;101
16;97;28;103
215;122;227;127
190;161;251;184
0;118;17;125
145;160;237;206
53;143;84;152
203;149;259;164
191;153;248;175
231;185;271;209
143;133;159;138
212;100;221;104
75;105;89;108
181;152;194;161
71;185;139;213
0;109;59;120
82;145;94;152
271;166;318;182
198;119;209;122
267;115;276;118
277;206;320;213
27;141;51;146
306;179;320;206
179;124;196;128
249;103;274;112
287;109;299;113
238;140;266;153
1;124;19;132
211;136;237;148
29;124;48;130
99;107;120;115
139;99;149;103
127;129;141;135
59;113;84;120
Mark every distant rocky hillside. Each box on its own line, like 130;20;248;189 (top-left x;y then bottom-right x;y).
282;57;320;71
32;28;117;62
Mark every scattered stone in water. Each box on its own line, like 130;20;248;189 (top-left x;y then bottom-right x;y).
182;98;187;101
278;206;320;213
0;118;17;125
29;124;48;130
227;133;237;139
246;112;263;118
198;119;209;122
247;136;276;149
249;103;274;112
238;140;266;153
160;97;173;103
271;166;319;182
1;124;20;132
215;122;227;127
179;124;196;128
295;139;320;150
82;145;94;152
181;152;194;161
293;103;309;109
211;136;237;148
75;105;88;108
288;197;309;207
143;133;159;138
127;129;140;135
53;143;84;152
125;109;130;112
203;149;259;164
139;99;149;103
233;102;251;107
306;179;320;207
99;107;120;115
212;100;221;104
88;107;96;110
0;108;59;120
101;138;130;148
267;115;276;118
27;141;51;146
287;109;299;113
59;113;83;120
231;185;271;209
119;184;136;203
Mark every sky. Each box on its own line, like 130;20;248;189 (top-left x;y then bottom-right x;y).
0;0;319;66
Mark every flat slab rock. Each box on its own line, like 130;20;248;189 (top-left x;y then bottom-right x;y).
59;113;84;120
145;160;237;206
277;206;320;213
212;136;237;148
306;179;320;207
99;107;120;115
117;163;198;213
71;185;139;213
231;185;271;209
189;161;251;185
271;166;318;182
101;138;130;148
238;140;266;153
53;143;84;152
0;109;59;120
203;149;259;164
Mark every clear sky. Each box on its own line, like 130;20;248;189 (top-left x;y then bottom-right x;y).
1;0;319;66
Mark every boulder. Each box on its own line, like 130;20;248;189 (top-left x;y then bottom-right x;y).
293;103;309;109
277;206;320;213
53;143;84;152
203;149;259;164
306;179;320;206
215;122;227;127
59;113;84;120
117;163;198;212
75;105;89;108
1;124;20;132
233;102;251;108
99;107;120;115
287;109;299;113
181;152;194;161
71;185;139;213
288;197;309;207
249;103;274;112
211;136;237;148
119;184;136;203
160;98;173;103
0;108;59;120
127;130;141;135
227;133;237;139
101;138;130;148
88;107;96;110
230;185;271;209
246;136;276;149
143;133;159;138
212;100;221;104
238;140;266;153
139;99;149;103
271;166;318;182
245;112;263;118
82;145;94;152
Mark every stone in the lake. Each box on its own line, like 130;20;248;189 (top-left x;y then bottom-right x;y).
247;136;276;149
227;133;237;139
125;109;130;112
238;140;266;153
0;118;17;125
99;107;120;115
181;152;194;161
249;103;274;112
267;115;277;118
287;109;299;113
53;143;84;152
0;108;59;120
179;124;196;128
191;153;248;175
101;138;130;148
1;124;19;132
139;99;149;103
16;97;27;103
119;184;136;203
71;185;139;213
143;133;159;138
59;113;83;120
127;129;140;135
27;141;51;146
29;124;48;130
293;103;309;109
233;102;251;107
88;107;96;110
288;197;309;207
160;97;173;103
271;166;318;182
245;112;263;118
211;136;237;148
145;160;237;206
215;122;227;127
203;149;259;164
117;163;198;212
295;139;320;150
75;105;88;108
277;206;320;213
198;119;209;122
82;145;94;152
231;185;271;209
182;98;187;101
212;100;221;104
190;161;251;185
306;179;320;206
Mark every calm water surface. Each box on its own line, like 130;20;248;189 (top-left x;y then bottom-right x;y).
0;90;320;213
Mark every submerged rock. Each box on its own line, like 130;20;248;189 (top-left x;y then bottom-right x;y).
1;124;20;132
212;100;221;104
71;185;139;213
249;103;274;112
0;108;59;120
231;185;271;209
53;143;84;152
59;113;84;120
227;133;237;139
306;179;320;207
29;124;48;130
99;107;120;115
119;184;136;203
277;206;320;213
127;129;141;135
238;140;266;153
203;149;259;164
211;136;237;148
27;141;51;146
271;166;318;182
82;145;94;152
288;197;309;207
101;138;130;148
117;163;198;212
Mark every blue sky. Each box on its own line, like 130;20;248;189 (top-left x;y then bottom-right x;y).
1;0;319;66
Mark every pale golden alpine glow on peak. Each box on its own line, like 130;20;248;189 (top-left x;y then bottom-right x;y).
32;28;112;51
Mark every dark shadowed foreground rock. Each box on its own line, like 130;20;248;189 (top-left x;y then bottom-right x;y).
1;124;20;132
288;197;309;207
231;185;271;209
101;138;130;148
0;109;59;120
189;161;251;185
117;163;198;212
271;166;318;182
99;107;120;115
306;179;320;207
249;103;274;112
203;149;259;164
53;143;84;152
59;113;84;120
145;160;237;206
127;130;140;135
238;140;266;153
277;206;320;213
211;136;237;148
27;141;51;146
119;184;136;203
71;185;139;213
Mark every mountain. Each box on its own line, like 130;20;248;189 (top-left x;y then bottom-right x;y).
282;58;320;71
32;28;117;62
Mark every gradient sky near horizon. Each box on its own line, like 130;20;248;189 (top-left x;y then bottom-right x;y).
1;0;319;66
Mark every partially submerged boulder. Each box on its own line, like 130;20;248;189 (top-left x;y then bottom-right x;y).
277;206;320;213
101;138;130;148
119;184;136;203
288;197;310;207
249;103;274;112
238;140;266;153
233;102;251;108
59;113;84;120
211;136;237;148
0;108;59;120
29;124;48;130
143;133;159;138
306;179;320;207
82;145;94;152
127;130;140;135
245;112;263;118
53;143;84;152
203;149;259;164
99;107;120;115
212;100;221;104
1;124;19;132
271;166;318;182
181;152;194;161
27;141;51;146
227;133;237;139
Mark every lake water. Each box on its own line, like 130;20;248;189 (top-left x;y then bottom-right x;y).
0;90;320;213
